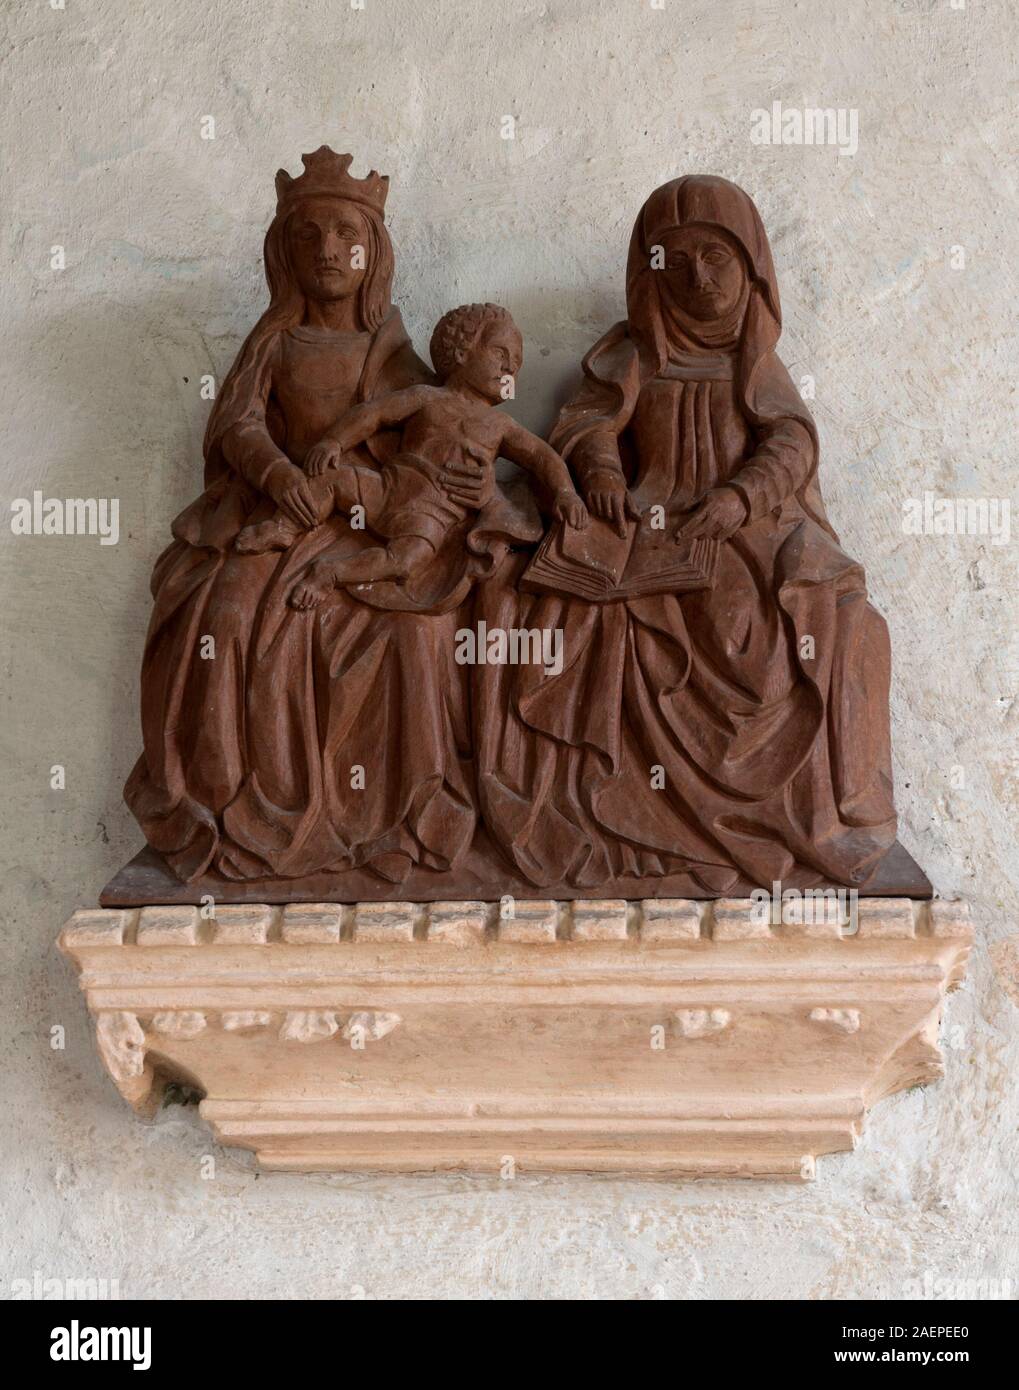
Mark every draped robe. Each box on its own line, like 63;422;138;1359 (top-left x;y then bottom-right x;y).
125;308;481;884
474;177;897;891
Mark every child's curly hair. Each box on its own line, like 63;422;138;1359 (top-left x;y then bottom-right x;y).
429;302;514;379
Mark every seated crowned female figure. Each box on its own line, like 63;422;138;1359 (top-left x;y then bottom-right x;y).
125;149;492;886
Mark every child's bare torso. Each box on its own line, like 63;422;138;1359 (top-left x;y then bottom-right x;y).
397;389;506;476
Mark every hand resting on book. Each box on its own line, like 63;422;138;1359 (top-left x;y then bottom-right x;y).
674;486;748;542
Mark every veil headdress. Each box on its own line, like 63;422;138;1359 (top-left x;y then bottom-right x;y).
552;174;836;541
626;174;779;364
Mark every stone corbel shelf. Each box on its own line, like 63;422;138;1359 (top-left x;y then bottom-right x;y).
59;896;971;1180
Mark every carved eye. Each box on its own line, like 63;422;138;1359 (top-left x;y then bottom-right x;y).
704;248;732;265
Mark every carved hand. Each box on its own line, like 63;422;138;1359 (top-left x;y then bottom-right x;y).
583;479;641;538
305;440;343;477
265;462;319;530
553;488;590;531
440;458;495;510
674;487;748;543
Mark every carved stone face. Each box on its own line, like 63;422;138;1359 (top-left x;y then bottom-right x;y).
287;197;369;304
454;320;524;401
658;224;747;322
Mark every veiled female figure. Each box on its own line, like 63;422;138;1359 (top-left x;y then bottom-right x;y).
476;175;897;892
126;149;485;885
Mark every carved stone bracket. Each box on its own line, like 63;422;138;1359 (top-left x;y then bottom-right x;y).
59;897;972;1180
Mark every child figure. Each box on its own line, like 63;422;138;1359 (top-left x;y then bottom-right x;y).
236;302;588;608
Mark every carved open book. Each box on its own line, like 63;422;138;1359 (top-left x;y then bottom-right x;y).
522;514;719;601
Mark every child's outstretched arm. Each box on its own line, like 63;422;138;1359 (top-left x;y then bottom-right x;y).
499;419;589;529
305;385;439;476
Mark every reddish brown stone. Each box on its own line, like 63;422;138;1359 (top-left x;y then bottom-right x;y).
115;153;929;904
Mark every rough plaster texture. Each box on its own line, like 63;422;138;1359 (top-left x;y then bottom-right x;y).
2;0;1016;1300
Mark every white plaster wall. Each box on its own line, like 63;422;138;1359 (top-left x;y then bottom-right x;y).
2;0;1017;1300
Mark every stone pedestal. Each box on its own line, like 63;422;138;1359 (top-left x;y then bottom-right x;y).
59;897;971;1180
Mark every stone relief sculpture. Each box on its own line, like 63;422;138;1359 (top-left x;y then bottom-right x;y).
66;146;971;1182
107;149;929;904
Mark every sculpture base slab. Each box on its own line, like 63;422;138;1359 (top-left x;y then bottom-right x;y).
100;838;932;907
60;896;969;1180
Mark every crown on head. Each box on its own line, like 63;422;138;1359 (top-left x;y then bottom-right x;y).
274;147;389;218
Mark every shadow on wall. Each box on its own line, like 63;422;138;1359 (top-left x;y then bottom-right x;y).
17;274;240;880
